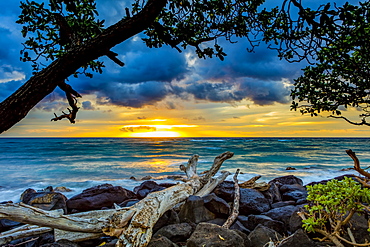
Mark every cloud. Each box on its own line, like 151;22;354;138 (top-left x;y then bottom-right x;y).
120;126;157;132
82;101;95;110
0;0;304;110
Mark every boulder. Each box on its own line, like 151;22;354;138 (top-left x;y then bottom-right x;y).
262;182;282;204
288;207;304;233
207;218;250;235
239;188;270;215
277;229;317;247
153;223;193;243
153;209;180;233
280;184;307;201
269;175;303;187
213;181;235;202
187;222;247;247
203;193;230;216
242;214;285;235
66;183;136;212
262;205;300;226
21;188;67;213
248;224;282;247
344;213;370;244
282;190;307;201
271;201;296;209
134;181;165;199
178;195;216;223
147;236;179;247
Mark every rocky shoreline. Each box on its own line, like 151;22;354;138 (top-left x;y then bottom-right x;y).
1;174;369;247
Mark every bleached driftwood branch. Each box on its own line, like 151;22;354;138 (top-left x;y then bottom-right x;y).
222;169;240;229
0;151;234;247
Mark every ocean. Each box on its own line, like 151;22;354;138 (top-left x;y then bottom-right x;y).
1;137;369;202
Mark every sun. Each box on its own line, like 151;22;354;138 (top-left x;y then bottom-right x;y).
130;131;181;138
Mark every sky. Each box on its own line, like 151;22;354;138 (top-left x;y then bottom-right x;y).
0;0;369;138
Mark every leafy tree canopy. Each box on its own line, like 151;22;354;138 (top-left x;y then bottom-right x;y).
1;0;369;133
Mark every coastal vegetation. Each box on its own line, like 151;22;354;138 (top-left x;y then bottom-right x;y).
0;0;370;133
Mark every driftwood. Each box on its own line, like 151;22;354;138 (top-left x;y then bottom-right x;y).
239;175;270;191
0;151;234;247
222;169;240;229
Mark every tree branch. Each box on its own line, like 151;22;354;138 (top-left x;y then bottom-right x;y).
346;149;370;179
0;0;168;134
329;115;370;126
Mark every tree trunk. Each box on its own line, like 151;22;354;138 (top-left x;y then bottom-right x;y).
0;0;167;134
0;152;234;247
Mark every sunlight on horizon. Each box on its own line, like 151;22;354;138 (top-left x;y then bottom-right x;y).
130;131;182;138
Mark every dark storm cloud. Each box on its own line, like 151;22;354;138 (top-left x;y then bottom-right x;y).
183;77;290;105
95;80;171;108
82;101;95;110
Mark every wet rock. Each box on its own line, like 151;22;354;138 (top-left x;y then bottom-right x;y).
66;183;136;212
248;224;282;247
239;188;270;215
269;175;303;187
242;214;285;235
187;222;246;247
213;181;235;202
271;201;296;209
262;182;282;204
280;184;307;201
21;188;67;213
134;181;165;199
179;195;216;223
277;229;317;247
54;187;72;192
262;205;300;226
153;223;193;243
203;193;230;216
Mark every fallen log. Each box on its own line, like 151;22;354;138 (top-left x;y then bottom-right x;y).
0;151;234;247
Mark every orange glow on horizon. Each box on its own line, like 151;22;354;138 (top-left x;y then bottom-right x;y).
130;131;182;137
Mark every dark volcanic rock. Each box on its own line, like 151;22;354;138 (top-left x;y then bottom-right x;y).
187;222;246;247
242;214;285;235
213;181;235;202
248;224;282;247
66;183;136;212
203;193;230;216
153;209;180;233
269;175;303;187
178;195;216;223
277;229;317;247
239;188;270;215
262;205;300;226
134;181;166;199
148;236;178;247
153;223;193;243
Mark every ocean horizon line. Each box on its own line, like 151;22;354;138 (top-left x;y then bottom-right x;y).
1;136;370;139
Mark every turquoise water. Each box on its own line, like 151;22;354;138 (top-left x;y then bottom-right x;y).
1;137;369;202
